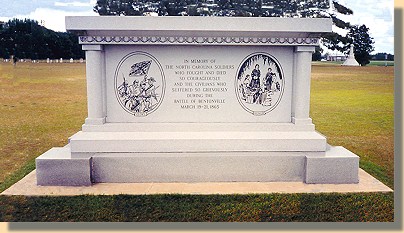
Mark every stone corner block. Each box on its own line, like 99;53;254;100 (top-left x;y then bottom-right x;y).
36;147;92;186
305;146;359;184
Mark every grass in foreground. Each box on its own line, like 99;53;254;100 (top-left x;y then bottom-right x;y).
0;193;394;222
0;62;395;222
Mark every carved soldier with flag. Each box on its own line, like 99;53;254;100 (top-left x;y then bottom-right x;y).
115;52;165;117
117;59;160;115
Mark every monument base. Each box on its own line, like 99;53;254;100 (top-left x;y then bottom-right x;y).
35;144;359;186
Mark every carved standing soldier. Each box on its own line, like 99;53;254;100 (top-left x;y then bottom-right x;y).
249;64;261;104
264;67;276;91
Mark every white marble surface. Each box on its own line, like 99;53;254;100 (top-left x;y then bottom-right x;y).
69;131;327;153
104;45;294;123
305;146;359;184
32;16;359;186
36;147;91;186
92;152;306;183
66;16;332;35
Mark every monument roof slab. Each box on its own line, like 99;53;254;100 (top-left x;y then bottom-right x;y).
66;16;332;37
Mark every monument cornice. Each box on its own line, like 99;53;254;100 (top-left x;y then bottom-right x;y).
78;35;320;46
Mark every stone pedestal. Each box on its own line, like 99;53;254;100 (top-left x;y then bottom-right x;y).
35;16;359;186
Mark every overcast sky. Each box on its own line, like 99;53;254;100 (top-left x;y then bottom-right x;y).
0;0;394;54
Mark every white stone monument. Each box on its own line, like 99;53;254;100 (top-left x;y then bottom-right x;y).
70;58;74;63
342;44;360;66
47;58;50;63
35;16;359;186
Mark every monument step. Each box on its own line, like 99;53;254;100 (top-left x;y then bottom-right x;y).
69;131;327;153
305;146;359;184
35;147;92;186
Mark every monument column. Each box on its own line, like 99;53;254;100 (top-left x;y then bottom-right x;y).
82;44;105;125
292;46;315;125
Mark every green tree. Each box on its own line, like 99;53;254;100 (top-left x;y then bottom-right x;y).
0;19;84;60
345;24;375;66
300;1;353;52
93;0;355;51
94;0;337;17
312;46;323;61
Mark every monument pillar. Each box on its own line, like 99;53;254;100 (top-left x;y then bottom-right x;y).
292;46;315;125
82;44;105;125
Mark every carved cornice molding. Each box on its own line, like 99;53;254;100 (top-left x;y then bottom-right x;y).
79;36;319;46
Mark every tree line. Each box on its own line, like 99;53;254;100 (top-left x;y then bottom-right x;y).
371;53;394;61
0;19;84;60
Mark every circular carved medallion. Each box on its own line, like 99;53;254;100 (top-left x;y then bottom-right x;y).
114;52;165;116
235;52;285;116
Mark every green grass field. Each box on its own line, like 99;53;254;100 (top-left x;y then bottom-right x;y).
311;65;394;188
0;62;394;222
0;62;87;192
369;60;395;66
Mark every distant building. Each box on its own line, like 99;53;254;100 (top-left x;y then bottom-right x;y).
326;55;347;62
143;12;158;16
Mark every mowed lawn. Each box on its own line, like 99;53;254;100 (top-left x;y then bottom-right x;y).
0;62;394;222
0;62;87;190
311;64;394;188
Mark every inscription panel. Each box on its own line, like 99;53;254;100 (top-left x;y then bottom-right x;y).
105;45;292;123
